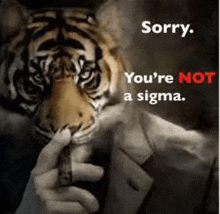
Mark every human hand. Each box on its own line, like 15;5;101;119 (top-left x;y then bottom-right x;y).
31;128;104;214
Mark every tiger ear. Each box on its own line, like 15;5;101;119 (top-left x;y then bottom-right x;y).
96;0;122;45
95;0;135;49
0;0;29;41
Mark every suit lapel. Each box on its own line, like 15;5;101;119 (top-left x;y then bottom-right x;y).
103;111;154;214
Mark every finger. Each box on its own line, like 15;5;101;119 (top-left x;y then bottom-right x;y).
32;128;71;175
38;186;99;213
34;163;103;189
71;163;104;183
44;201;88;214
34;169;59;189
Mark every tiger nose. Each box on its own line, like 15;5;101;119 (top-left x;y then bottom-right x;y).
47;79;93;134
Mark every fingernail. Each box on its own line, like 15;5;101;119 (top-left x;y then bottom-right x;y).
96;166;105;178
52;128;71;146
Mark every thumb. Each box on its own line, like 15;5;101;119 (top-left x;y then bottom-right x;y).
32;127;71;175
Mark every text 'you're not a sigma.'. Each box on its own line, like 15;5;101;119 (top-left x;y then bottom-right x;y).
123;71;217;105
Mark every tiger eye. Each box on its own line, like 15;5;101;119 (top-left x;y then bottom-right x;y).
80;70;91;79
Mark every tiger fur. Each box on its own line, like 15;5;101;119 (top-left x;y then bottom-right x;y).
0;0;128;185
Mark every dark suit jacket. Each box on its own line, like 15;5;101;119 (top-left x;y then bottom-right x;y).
1;108;218;214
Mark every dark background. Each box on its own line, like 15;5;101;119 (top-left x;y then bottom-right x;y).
2;0;219;131
0;1;218;213
125;0;218;131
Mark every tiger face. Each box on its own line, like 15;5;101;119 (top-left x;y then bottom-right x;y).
0;1;127;145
